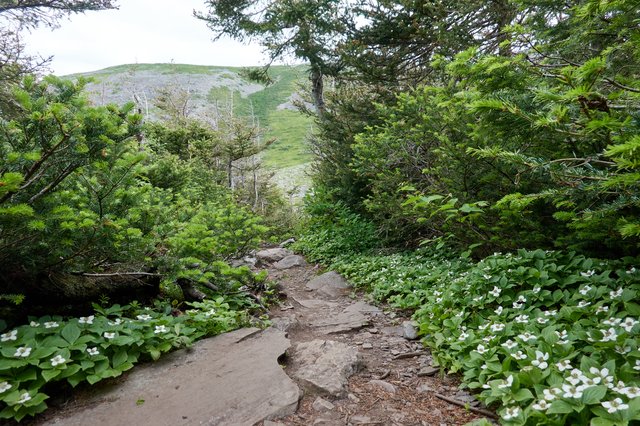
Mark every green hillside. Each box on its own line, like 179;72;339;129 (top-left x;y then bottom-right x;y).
70;63;313;169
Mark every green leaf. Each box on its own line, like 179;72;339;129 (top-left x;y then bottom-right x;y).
548;400;575;414
112;349;128;368
582;386;607;405
41;368;61;382
512;387;534;402
61;323;81;344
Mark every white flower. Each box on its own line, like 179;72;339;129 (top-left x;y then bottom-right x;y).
531;351;549;369
544;310;557;317
494;306;503;315
480;363;488;370
600;328;618;342
589;367;611;381
0;382;11;393
512;351;527;360
543;388;559;401
154;325;168;334
483;335;496;342
517;332;536;342
566;369;586;386
579;285;592;295
482;384;490;389
634;360;640;371
50;355;66;366
489;286;501;297
498;375;514;389
621;386;640;398
79;315;93;324
14;346;31;357
30;321;40;327
433;290;442;296
473;296;483;302
515;314;529;324
435;297;443;303
44;321;59;328
596;305;609;314
16;392;31;404
616;345;631;354
556;339;570;346
532;286;541;294
513;301;523;309
501;339;518;350
103;332;116;339
581;270;595;278
478;323;489;331
490;323;505;333
610;288;623;299
578;301;591;308
502;406;520;421
483;274;492;280
629;267;637;274
562;384;584;398
517;295;527;303
532;400;550;411
603;317;622;326
1;330;17;342
536;317;548;325
458;332;469;341
621;317;638;332
108;318;122;326
612;381;627;393
204;309;217;317
556;330;568;340
556;360;572;372
136;314;152;321
87;347;100;356
602;398;629;413
581;376;601;387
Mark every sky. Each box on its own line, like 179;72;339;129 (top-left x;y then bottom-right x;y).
22;0;270;76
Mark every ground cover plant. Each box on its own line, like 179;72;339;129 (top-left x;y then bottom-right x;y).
0;298;248;421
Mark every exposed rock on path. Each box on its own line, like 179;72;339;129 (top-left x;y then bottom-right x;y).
43;328;300;426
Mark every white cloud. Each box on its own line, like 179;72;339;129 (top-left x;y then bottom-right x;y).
22;0;269;75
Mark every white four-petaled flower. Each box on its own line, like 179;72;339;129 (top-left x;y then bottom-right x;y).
610;288;623;299
600;328;617;342
490;323;505;332
517;332;536;342
543;388;560;401
494;306;503;315
512;351;527;360
498;375;514;389
502;406;520;420
578;301;591;308
0;382;11;393
532;400;550;411
30;321;39;327
14;346;31;358
44;321;59;328
596;305;609;314
50;355;66;366
154;325;168;334
634;360;640;371
536;317;548;325
602;398;629;413
556;360;572;372
489;286;501;297
137;314;152;321
501;339;517;350
531;351;549;369
566;369;586;386
532;286;541;294
579;285;592;295
103;332;116;339
515;314;529;324
78;315;94;324
544;310;557;317
562;384;585;398
17;392;31;404
622;317;638;332
87;347;100;356
580;270;595;278
1;329;17;342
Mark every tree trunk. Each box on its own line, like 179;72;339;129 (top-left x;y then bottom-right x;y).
310;65;326;117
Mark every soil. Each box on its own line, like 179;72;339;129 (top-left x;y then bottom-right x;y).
263;260;494;426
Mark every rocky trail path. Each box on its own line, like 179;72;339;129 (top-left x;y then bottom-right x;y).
29;250;494;426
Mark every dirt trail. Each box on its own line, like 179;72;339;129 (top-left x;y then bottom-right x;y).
264;254;492;426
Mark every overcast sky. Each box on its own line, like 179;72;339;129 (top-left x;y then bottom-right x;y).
23;0;270;76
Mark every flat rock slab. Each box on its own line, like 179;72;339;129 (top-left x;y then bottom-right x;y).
293;339;360;397
256;248;293;264
48;328;300;426
291;297;339;310
305;271;351;299
274;255;307;269
311;301;379;334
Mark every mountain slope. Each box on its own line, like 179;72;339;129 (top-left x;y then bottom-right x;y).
70;63;313;169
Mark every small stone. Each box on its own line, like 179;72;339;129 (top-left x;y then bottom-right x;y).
390;349;400;356
402;321;419;340
351;415;372;424
416;384;434;393
274;255;307;270
348;393;360;403
312;397;335;412
369;328;379;334
369;379;396;394
417;366;440;377
362;343;373;349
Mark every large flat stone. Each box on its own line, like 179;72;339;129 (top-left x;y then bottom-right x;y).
306;271;351;299
311;301;379;334
274;255;307;269
293;339;360;397
256;248;293;264
48;328;300;426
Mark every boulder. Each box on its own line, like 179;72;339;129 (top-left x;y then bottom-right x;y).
305;271;351;299
274;255;307;269
256;247;293;264
293;339;361;397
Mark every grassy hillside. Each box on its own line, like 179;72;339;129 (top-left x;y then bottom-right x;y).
70;63;313;169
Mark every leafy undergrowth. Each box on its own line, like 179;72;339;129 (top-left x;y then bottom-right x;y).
0;298;249;421
309;246;640;425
